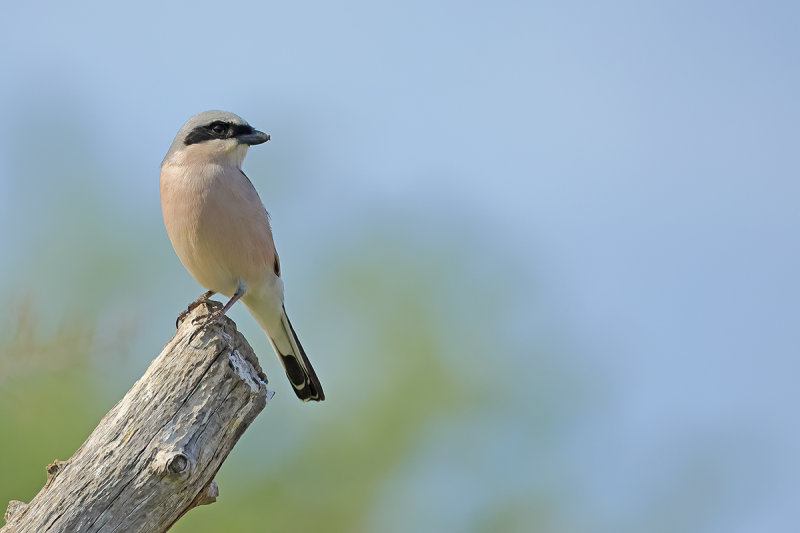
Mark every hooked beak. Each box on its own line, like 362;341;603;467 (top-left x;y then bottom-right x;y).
237;129;270;145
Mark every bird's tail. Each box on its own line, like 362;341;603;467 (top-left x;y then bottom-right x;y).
246;300;324;402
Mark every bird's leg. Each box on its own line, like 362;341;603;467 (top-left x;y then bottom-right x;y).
176;290;216;328
195;280;247;329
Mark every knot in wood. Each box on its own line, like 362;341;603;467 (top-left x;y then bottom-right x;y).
44;459;69;489
167;453;189;474
46;459;66;478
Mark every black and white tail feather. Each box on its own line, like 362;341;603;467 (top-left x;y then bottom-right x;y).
266;306;325;402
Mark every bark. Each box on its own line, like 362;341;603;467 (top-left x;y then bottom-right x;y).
2;300;273;533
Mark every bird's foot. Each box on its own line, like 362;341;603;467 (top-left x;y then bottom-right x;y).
176;290;216;328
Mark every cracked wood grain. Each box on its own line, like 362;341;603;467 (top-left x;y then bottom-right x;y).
2;300;273;533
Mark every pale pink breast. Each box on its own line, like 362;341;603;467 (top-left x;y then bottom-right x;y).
160;164;277;296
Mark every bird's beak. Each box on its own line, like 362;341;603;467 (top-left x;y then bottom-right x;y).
237;129;270;145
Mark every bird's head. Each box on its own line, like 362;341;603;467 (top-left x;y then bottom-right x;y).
162;110;269;168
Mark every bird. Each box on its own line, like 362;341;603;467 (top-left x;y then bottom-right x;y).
160;110;324;402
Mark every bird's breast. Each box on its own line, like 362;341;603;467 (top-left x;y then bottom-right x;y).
160;163;277;296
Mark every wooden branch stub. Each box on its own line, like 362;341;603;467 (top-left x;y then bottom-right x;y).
2;301;273;533
3;503;25;524
191;480;219;508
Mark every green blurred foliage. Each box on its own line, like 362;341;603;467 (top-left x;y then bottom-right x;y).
0;302;102;505
0;219;556;531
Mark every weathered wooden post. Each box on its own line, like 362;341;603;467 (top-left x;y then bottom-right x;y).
2;300;272;532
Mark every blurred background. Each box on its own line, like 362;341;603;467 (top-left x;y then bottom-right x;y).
1;1;798;531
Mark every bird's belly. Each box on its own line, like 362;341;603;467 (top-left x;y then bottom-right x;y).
164;215;239;296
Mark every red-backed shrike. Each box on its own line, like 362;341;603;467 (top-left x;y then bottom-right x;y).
160;110;324;401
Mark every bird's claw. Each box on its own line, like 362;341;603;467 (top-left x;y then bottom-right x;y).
176;290;216;328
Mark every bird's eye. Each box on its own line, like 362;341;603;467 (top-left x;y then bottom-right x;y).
210;123;227;135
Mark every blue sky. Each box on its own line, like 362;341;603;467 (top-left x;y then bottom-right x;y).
2;1;799;531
